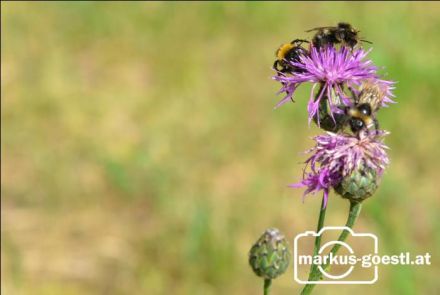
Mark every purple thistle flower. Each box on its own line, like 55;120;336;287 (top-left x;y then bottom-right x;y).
291;130;389;207
273;46;394;123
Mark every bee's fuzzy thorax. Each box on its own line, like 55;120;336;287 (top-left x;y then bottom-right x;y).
347;108;361;117
276;43;294;60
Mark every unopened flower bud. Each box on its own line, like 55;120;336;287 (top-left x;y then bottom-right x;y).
248;228;290;279
334;166;379;202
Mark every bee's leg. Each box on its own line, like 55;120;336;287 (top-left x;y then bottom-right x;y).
363;116;380;136
273;60;280;71
364;117;380;136
287;76;295;103
373;117;380;132
348;87;359;104
273;62;294;102
274;61;291;77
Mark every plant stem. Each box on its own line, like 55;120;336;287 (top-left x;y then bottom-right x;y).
300;201;362;295
325;201;362;264
264;279;271;295
306;196;327;280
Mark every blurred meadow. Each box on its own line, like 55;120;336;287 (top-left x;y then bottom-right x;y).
2;2;440;294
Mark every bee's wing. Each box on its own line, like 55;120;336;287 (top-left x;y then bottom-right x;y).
305;26;334;32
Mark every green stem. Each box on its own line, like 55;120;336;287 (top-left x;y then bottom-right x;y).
306;196;327;280
325;201;362;263
264;279;271;295
300;201;362;295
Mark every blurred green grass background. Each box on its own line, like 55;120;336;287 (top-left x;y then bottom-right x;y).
2;2;440;294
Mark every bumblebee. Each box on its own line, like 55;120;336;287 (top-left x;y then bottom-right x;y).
273;39;309;73
307;22;371;49
345;104;376;133
345;82;385;133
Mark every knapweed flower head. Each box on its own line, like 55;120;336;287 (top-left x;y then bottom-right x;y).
273;45;395;124
291;130;389;207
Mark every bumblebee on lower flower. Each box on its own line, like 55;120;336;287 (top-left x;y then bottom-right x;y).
344;80;393;134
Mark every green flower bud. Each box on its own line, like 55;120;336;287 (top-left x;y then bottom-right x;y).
334;166;379;202
248;228;290;279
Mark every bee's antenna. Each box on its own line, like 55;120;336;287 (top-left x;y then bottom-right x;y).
360;39;373;44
